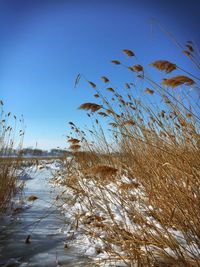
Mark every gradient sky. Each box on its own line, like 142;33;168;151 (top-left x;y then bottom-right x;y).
0;0;199;149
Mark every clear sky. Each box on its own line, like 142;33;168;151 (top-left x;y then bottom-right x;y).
0;0;199;149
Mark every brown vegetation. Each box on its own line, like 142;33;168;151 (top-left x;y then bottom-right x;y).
0;102;24;213
64;43;200;266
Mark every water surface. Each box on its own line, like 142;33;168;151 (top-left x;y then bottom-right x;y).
0;162;90;267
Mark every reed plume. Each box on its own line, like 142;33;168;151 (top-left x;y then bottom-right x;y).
128;64;143;72
162;75;195;87
79;103;102;112
151;60;177;73
123;49;135;57
101;76;109;83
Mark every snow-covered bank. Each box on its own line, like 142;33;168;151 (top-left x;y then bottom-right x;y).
52;163;200;267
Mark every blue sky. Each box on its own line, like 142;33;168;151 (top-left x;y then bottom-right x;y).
0;0;199;149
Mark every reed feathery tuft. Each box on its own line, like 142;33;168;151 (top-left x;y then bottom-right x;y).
79;103;102;112
145;88;154;94
111;60;121;65
123;49;135;57
128;64;143;72
162;75;195;88
101;76;109;83
151;60;177;74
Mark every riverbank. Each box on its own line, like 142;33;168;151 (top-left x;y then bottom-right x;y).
52;156;200;267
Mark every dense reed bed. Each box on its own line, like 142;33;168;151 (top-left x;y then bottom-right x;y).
0;101;24;213
59;40;200;266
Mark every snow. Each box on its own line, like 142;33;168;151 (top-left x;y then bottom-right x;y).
50;165;200;267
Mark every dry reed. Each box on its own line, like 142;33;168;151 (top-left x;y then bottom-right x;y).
63;41;200;266
0;102;24;213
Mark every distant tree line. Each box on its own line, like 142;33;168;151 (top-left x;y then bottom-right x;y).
0;147;72;157
18;148;71;156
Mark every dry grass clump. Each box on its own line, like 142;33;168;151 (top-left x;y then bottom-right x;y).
64;43;200;266
0;101;24;213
